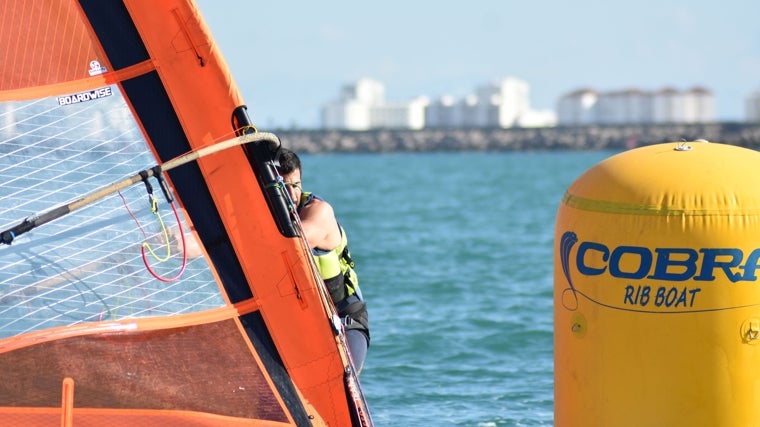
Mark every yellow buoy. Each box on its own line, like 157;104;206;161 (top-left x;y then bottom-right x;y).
554;141;760;427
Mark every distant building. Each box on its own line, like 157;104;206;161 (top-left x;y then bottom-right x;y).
321;78;385;130
323;77;556;130
747;90;760;123
463;94;492;128
424;77;556;128
517;109;558;128
558;86;715;125
557;89;598;125
425;96;461;128
678;86;714;123
370;96;429;130
597;88;651;124
476;78;530;128
321;78;429;130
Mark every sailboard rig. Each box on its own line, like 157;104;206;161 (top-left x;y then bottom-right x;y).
0;1;372;426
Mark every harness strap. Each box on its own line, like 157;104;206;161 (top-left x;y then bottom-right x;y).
336;294;362;313
341;245;355;267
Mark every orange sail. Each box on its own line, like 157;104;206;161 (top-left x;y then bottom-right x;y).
0;1;372;426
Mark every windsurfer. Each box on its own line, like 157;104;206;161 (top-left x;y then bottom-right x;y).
276;148;370;373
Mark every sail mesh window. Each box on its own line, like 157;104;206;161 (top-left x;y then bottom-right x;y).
0;89;225;338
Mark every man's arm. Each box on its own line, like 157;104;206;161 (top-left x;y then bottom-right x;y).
298;198;342;251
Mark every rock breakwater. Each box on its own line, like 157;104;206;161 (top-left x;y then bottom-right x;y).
269;123;760;153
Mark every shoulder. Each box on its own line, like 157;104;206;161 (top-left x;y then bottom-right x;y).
298;193;341;250
300;194;336;220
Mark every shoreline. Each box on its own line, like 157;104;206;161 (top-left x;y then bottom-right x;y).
267;122;760;153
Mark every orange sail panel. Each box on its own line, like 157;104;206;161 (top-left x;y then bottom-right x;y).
0;0;372;426
0;1;100;91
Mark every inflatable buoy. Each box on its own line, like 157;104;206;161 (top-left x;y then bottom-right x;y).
554;141;760;427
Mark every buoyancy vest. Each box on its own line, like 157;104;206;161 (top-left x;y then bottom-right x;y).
299;193;369;338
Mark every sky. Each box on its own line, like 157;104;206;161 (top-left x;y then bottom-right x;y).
195;0;760;130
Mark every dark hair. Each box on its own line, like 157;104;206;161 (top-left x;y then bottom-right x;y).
276;148;301;175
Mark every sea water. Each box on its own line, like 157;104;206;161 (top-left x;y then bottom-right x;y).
302;150;618;427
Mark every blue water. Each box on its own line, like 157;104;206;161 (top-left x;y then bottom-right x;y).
302;150;618;427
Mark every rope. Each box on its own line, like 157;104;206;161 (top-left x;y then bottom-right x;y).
141;195;171;263
141;200;187;283
119;187;188;282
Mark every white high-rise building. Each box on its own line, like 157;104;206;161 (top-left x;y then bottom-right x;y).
557;89;598;125
425;96;461;128
369;96;429;130
558;86;714;125
596;89;651;124
424;77;554;128
476;77;530;128
321;78;429;130
651;87;680;123
517;109;558;128
459;95;484;128
680;87;714;123
652;87;714;123
321;78;385;130
347;78;385;106
322;77;555;130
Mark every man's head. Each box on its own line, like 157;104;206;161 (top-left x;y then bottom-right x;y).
277;148;301;175
276;148;303;203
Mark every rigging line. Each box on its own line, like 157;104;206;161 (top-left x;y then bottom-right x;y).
139;171;186;280
117;190;147;236
121;175;174;264
136;170;172;263
141;200;187;282
141;195;172;263
0;131;281;245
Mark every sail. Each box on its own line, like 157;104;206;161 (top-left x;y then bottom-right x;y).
0;1;372;426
